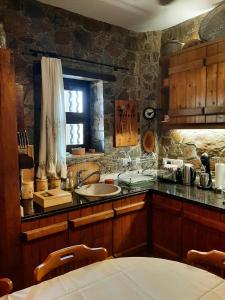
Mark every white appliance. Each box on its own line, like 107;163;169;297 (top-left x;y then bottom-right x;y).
215;163;225;190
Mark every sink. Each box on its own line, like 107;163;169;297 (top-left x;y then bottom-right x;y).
75;183;121;199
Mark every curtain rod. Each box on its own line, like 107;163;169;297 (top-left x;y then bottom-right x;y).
26;49;129;72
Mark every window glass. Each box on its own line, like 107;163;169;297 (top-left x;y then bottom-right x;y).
64;90;83;113
66;124;84;145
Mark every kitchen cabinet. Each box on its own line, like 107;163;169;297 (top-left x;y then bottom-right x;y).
113;194;149;257
68;202;114;258
168;47;206;125
20;193;149;289
182;202;225;262
161;36;225;127
21;213;68;288
151;193;182;260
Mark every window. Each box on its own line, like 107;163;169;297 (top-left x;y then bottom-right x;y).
63;79;90;152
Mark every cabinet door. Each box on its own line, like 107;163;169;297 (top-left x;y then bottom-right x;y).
182;203;224;263
151;194;182;260
113;194;149;257
169;47;206;124
68;202;113;258
21;213;68;288
206;40;225;123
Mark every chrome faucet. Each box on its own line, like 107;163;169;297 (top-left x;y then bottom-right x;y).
76;170;101;188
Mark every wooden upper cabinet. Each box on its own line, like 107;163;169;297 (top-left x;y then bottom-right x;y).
205;40;225;123
165;37;225;126
168;46;206;125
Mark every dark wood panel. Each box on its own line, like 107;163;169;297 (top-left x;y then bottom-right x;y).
68;203;113;257
113;194;149;257
151;194;182;261
0;49;21;289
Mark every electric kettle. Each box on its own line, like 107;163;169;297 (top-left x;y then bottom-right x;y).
183;163;196;186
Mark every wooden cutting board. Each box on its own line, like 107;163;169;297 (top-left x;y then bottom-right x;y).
114;99;138;147
68;162;100;187
142;129;155;153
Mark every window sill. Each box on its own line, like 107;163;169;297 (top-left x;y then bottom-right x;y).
66;152;104;165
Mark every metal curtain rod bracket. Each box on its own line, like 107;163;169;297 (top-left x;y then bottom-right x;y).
28;49;129;72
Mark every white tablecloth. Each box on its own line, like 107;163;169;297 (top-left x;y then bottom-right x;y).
2;257;225;300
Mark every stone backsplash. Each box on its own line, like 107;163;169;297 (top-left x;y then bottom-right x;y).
159;130;225;173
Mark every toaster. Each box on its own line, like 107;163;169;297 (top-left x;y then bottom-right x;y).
157;158;183;183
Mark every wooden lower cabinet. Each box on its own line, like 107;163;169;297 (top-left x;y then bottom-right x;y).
151;194;182;260
113;194;149;257
21;213;68;288
68;202;113;257
151;192;225;271
182;202;225;262
20;194;149;289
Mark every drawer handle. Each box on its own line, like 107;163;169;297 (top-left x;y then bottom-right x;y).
114;201;145;216
21;221;68;242
70;210;114;228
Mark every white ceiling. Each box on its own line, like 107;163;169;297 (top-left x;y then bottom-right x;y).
38;0;222;31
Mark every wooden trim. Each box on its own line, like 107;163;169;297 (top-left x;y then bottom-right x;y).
113;242;148;258
152;203;181;216
70;210;114;228
204;106;225;115
153;243;180;260
169;59;204;75
168;107;204;117
114;201;145;216
206;53;225;66
22;221;68;241
183;212;225;233
161;122;225;130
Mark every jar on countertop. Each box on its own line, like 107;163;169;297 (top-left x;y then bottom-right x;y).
21;181;34;200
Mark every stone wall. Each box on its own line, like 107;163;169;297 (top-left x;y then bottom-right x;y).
159;13;225;173
161;13;206;45
0;0;161;173
159;130;225;173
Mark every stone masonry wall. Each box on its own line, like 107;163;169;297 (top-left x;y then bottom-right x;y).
0;0;161;173
159;13;225;174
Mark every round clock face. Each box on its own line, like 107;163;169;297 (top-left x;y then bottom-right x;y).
143;107;156;120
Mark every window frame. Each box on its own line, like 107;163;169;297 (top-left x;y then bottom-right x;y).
63;78;90;152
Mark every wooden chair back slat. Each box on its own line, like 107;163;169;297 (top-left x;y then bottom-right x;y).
187;249;225;278
0;278;13;296
34;244;108;282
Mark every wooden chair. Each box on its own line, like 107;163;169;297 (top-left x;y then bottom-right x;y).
34;244;108;282
0;278;13;296
187;249;225;278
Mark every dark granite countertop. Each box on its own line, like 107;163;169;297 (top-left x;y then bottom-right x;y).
21;181;225;222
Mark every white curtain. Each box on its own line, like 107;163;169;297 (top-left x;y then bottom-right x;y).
36;57;67;179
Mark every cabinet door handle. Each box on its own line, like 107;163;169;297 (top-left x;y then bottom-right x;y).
70;210;114;228
114;201;145;216
21;221;68;242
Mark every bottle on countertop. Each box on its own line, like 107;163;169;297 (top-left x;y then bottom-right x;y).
0;23;6;48
65;170;74;192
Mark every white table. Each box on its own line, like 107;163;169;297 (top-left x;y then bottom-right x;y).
2;257;225;300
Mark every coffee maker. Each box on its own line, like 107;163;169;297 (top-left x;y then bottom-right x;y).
198;153;212;189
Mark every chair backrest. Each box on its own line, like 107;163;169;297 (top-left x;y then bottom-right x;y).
0;278;13;296
187;249;225;278
34;244;108;282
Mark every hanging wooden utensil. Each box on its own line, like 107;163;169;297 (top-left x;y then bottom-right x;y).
142;129;155;153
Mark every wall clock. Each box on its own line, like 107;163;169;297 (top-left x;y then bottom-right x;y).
143;107;156;120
